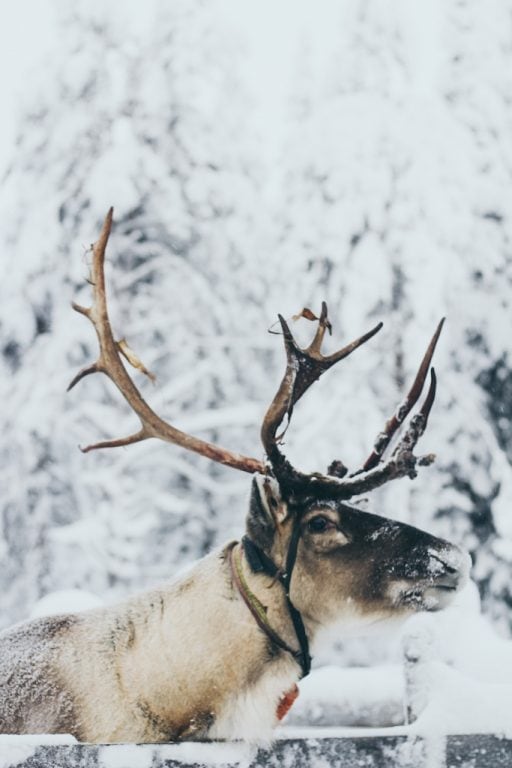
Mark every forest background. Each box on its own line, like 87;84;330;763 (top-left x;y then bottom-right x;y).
0;1;510;673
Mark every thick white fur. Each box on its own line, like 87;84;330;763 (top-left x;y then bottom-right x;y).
209;657;297;743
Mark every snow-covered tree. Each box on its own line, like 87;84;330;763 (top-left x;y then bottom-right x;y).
273;0;512;637
0;0;270;627
2;0;511;650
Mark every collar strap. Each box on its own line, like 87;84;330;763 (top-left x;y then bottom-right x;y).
229;543;303;665
234;535;312;678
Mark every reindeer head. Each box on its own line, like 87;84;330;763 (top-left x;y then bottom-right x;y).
247;474;468;632
70;209;470;676
243;307;469;650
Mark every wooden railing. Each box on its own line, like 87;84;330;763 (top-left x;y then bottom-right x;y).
1;733;511;768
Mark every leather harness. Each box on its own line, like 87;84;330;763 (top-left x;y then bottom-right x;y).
228;524;312;679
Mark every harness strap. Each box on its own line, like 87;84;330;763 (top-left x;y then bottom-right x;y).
229;543;303;665
232;533;312;678
281;521;312;677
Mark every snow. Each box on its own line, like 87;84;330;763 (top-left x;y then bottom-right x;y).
99;744;153;768
29;590;104;619
0;734;76;768
0;0;511;754
286;582;512;737
290;664;404;727
400;584;512;736
412;663;512;738
148;741;256;767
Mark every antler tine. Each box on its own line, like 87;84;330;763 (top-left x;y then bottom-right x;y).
361;318;445;472
262;312;443;501
419;366;437;427
306;301;330;355
344;366;439;492
261;306;383;466
69;208;264;474
269;365;440;501
79;429;148;453
309;366;439;499
67;362;101;392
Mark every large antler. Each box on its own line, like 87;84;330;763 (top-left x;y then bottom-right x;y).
68;208;264;474
70;209;443;499
262;307;444;500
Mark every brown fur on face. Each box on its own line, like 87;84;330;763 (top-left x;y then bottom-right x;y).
246;476;470;630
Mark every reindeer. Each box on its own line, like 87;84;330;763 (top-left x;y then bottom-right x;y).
0;209;469;743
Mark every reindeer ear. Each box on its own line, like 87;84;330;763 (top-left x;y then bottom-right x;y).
246;474;289;549
259;475;289;524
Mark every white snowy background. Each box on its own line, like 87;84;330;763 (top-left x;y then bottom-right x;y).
1;0;512;740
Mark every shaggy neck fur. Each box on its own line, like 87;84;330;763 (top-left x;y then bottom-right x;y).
34;542;307;743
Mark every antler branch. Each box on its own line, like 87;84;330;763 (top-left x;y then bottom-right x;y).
263;306;444;500
261;303;382;457
362;318;444;471
70;209;443;499
69;208;264;474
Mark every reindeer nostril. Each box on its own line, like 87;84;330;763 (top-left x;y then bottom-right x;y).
428;546;471;588
428;552;460;578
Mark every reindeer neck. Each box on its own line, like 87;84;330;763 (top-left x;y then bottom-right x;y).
229;539;312;677
112;544;301;741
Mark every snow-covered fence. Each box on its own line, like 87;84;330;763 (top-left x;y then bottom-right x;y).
403;625;435;724
1;733;512;768
285;626;434;729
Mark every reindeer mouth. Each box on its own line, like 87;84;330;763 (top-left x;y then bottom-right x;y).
392;545;470;613
398;581;459;612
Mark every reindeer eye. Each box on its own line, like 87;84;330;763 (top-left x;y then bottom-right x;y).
307;516;334;533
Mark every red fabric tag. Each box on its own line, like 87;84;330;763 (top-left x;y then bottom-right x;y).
276;683;299;721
